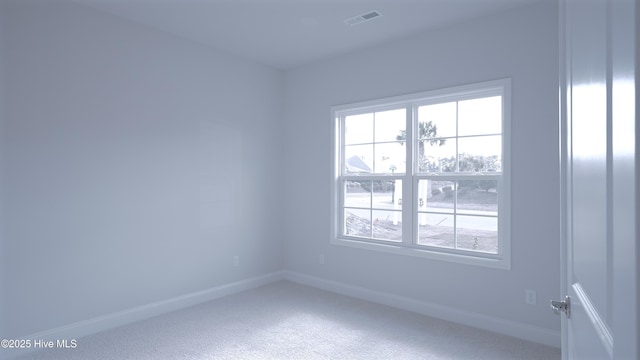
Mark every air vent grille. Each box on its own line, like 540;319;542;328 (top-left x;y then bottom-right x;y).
344;11;382;26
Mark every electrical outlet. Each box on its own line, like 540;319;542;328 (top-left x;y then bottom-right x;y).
525;290;536;305
233;256;239;267
318;254;325;265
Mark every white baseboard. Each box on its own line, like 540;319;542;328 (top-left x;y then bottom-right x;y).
4;269;559;360
5;271;285;360
282;270;561;348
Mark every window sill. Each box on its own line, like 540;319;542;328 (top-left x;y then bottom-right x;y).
331;237;511;270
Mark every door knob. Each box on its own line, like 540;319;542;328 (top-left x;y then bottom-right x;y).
550;295;571;318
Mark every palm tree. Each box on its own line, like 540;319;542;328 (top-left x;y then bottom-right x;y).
396;121;445;161
396;121;445;213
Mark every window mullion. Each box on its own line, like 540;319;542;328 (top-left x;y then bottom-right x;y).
454;181;458;250
340;115;346;175
455;101;459;173
454;101;459;249
370;112;375;239
338;116;345;238
402;104;414;246
369;185;373;238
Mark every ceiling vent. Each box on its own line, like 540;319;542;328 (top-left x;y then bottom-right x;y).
344;10;383;26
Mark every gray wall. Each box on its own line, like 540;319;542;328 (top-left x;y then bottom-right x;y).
282;2;560;333
1;1;284;338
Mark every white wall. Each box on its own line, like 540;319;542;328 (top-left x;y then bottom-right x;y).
0;3;7;341
1;1;284;338
283;2;560;335
1;0;561;346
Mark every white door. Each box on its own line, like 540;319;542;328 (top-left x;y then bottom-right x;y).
558;0;638;359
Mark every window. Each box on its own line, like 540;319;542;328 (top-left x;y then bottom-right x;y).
331;79;511;269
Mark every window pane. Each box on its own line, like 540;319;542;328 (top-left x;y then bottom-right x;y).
344;180;371;208
345;113;373;145
344;179;402;241
345;144;373;174
375;108;406;143
418;102;457;138
372;210;402;242
458;96;502;136
419;139;456;173
458;136;501;172
344;208;371;238
457;180;498;215
418;180;454;213
372;181;393;207
374;142;405;173
371;180;399;208
417;213;454;248
456;215;498;254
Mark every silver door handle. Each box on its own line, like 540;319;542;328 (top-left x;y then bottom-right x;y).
550;296;571;318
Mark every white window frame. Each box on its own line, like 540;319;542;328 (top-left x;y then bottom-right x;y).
330;79;511;269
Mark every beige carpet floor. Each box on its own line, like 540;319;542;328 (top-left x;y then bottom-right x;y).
16;281;560;360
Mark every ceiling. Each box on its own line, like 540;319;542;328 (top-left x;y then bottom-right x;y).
75;0;548;70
